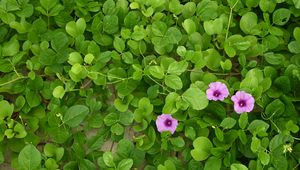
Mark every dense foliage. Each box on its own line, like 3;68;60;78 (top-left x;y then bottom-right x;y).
0;0;300;169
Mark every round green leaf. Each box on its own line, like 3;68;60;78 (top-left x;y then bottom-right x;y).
230;163;248;170
182;85;208;110
103;152;115;168
182;19;196;34
191;137;213;161
258;151;270;165
220;117;237;129
272;8;291;26
52;86;65;99
117;159;133;170
148;66;165;79
0;100;14;120
240;12;257;34
164;75;183;90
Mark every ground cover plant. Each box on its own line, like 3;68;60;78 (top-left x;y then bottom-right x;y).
0;0;300;169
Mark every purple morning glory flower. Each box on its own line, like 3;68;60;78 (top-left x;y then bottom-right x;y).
231;91;255;114
206;82;229;101
156;114;178;134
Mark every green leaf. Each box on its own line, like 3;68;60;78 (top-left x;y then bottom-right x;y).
240;76;258;91
214;127;224;141
51;32;68;52
117;159;133;170
44;143;56;157
271;154;288;170
288;41;300;54
0;100;14;120
148;66;164;79
68;52;83;65
167;60;188;75
164;75;183;90
65;18;86;38
131;26;146;41
107;67;127;82
274;76;291;93
248;120;269;137
111;123;124;135
63;105;89;127
134;97;153;122
116;80;139;96
204;156;221;170
238;130;248;145
103;152;115;168
165;27;182;44
163;92;180;114
25;90;41;108
84;53;94;64
182;2;196;18
124;11;141;28
114;37;125;53
294;27;300;44
182;19;196;34
87;130;108;152
103;15;119;34
230;163;248;170
103;0;116;15
119;111;134;125
203;49;221;71
170;137;185;148
204;18;223;35
116;139;134;158
294;0;300;9
40;0;58;10
251;136;261;153
264;52;285;65
240;12;258;34
45;158;59;170
104;112;119;126
285;120;299;133
52;86;65;99
239;113;248;129
264;99;285;119
272;8;291;26
122;52;133;64
258;151;270;165
2;36;19;56
191;137;213;161
15;95;25;112
220;117;237;129
197;0;218;21
220;59;232;71
14;123;27;138
259;0;276;13
169;0;182;15
182;85;208;110
18;144;41;170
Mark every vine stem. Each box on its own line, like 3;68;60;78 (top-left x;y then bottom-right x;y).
146;75;171;93
225;0;239;40
0;76;27;87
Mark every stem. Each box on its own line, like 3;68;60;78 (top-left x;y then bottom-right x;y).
110;141;115;152
186;69;241;75
146;75;171;93
0;76;27;87
225;0;239;40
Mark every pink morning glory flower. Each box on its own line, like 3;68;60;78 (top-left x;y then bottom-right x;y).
156;114;178;134
231;91;255;114
206;82;229;101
